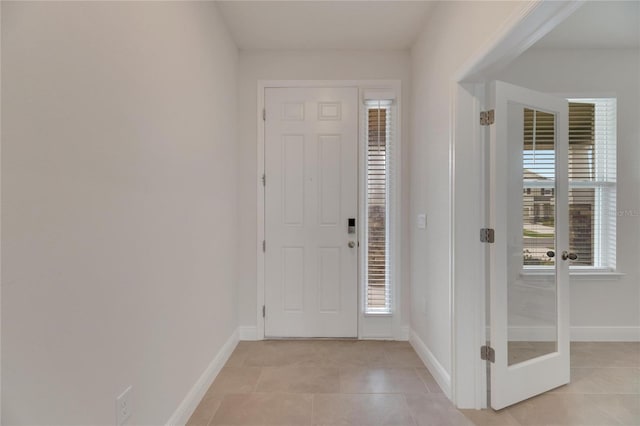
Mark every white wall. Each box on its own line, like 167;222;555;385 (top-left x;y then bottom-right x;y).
236;50;412;336
495;48;640;338
409;0;524;379
1;2;238;424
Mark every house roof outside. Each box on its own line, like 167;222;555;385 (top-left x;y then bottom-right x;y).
524;168;549;181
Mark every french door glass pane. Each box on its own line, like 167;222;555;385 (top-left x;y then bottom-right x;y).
509;107;558;365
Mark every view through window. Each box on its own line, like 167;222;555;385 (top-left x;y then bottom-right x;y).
365;101;392;312
523;99;617;269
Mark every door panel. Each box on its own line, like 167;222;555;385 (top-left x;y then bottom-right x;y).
264;87;358;338
489;81;569;409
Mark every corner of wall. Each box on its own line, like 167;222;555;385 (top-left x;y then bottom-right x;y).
166;329;239;426
238;326;260;341
409;329;452;399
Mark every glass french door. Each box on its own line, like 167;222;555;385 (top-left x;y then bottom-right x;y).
488;81;570;410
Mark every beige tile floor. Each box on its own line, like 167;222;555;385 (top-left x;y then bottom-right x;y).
187;340;640;426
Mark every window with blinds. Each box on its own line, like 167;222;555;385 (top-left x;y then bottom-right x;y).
522;108;556;266
522;98;616;269
365;100;393;313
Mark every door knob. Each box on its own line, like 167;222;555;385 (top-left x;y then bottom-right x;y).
561;251;578;261
348;241;356;248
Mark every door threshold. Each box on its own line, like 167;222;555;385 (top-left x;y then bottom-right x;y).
263;337;359;341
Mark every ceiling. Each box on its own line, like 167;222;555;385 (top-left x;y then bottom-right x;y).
534;1;640;49
216;1;434;50
217;1;639;51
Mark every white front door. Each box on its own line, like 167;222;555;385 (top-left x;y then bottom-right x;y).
488;81;570;409
264;87;358;338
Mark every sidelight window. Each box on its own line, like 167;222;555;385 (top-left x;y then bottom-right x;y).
364;99;394;313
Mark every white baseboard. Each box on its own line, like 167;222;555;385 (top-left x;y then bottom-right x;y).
571;326;640;342
507;326;640;342
166;329;239;426
360;324;410;341
409;329;452;399
238;326;259;341
238;323;407;341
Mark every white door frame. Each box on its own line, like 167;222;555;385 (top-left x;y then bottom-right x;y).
448;0;583;409
257;80;403;341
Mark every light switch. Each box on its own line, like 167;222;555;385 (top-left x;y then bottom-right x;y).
417;213;427;229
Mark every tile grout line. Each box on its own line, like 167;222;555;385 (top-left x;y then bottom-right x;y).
591;399;628;426
588;395;635;426
252;366;265;393
205;397;222;426
414;366;435;394
401;393;419;426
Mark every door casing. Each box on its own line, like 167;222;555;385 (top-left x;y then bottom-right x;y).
256;80;403;341
448;0;584;410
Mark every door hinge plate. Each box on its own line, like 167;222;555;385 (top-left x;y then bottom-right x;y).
261;173;266;186
262;240;266;252
263;108;266;121
262;305;266;318
481;345;495;363
480;109;495;126
480;228;495;243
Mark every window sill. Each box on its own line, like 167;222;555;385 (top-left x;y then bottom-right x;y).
363;311;393;317
520;269;625;281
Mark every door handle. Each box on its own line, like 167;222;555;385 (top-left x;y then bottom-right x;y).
561;251;578;261
348;241;356;248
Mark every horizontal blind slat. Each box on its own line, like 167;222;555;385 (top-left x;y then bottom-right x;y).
523;99;616;268
366;104;392;312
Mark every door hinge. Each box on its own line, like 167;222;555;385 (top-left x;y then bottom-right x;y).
262;305;266;318
261;173;266;186
263;108;266;121
480;109;495;126
481;345;495;363
480;228;495;243
262;240;266;252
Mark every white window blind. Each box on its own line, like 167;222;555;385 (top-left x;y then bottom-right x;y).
568;98;616;269
522;108;556;266
522;98;616;269
365;99;394;313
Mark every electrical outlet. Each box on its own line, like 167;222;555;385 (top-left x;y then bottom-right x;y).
116;386;132;426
